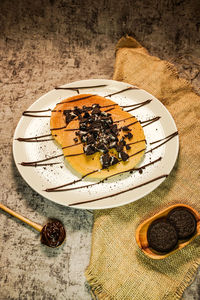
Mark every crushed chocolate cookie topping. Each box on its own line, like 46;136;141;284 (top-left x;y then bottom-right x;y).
73;106;82;115
97;142;108;153
84;144;97;155
102;155;120;167
63;110;77;124
116;143;124;153
122;126;131;132
100;153;111;169
83;112;90;118
126;144;131;150
120;137;126;145
82;105;92;111
110;156;119;166
119;151;129;162
63;103;134;168
92;106;101;115
86;134;95;144
125;132;133;140
111;124;118;136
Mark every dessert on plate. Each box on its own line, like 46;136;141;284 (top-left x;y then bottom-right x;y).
50;94;146;179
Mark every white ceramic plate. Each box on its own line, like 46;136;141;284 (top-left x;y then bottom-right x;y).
13;79;179;209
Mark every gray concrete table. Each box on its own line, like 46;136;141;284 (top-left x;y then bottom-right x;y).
0;1;199;299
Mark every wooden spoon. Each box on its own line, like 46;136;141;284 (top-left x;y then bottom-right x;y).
0;203;66;248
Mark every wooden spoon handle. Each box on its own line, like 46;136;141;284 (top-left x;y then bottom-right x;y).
0;203;43;232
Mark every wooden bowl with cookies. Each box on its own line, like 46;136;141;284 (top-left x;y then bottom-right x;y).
135;204;200;259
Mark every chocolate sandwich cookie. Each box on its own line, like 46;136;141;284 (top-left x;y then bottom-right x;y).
147;218;178;253
167;207;197;240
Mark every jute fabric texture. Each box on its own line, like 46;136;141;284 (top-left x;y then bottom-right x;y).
85;36;200;300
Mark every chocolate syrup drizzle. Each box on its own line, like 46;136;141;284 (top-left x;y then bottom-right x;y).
21;98;152;121
140;117;161;128
16;134;55;142
21;162;61;167
23;109;51;117
57;94;95;105
22;87;142;117
62;104;146;132
105;86;138;97
20;154;63;167
26;101;151;116
129;139;146;146
150;131;178;145
62;142;82;150
62;116;159;133
19;130;176;168
63;146;146;160
50;126;66;131
55;84;107;91
45;169;99;192
146;132;178;154
17;102;154;142
17;85;178;206
45;157;162;192
64;153;84;158
123;99;152;112
114;116;134;123
62;139;145;151
51;103;144;115
68;174;168;206
44;147;148;192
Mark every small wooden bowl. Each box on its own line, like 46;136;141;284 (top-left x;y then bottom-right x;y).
135;204;200;259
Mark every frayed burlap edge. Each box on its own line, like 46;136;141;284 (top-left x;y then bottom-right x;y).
172;260;200;300
85;260;200;300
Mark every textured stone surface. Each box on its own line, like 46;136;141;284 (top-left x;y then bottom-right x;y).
0;0;199;299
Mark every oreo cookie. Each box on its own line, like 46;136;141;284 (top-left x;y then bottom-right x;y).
167;207;197;239
147;219;178;253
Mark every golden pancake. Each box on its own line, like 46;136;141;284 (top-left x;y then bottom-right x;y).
50;94;146;179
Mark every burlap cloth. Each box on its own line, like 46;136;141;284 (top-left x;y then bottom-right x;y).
85;36;200;300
